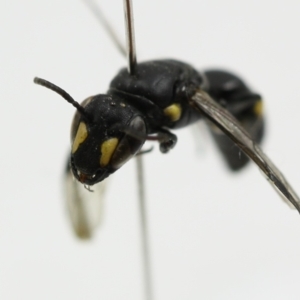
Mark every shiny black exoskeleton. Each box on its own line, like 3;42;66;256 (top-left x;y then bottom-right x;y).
68;59;263;185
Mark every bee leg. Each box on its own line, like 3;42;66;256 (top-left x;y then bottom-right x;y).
146;129;177;153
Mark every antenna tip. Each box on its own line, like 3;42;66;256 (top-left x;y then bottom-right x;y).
33;77;44;85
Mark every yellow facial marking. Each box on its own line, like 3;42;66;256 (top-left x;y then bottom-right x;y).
253;100;263;116
163;103;182;122
72;122;88;154
100;138;119;167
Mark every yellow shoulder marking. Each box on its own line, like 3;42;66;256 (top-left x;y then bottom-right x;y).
163;103;182;122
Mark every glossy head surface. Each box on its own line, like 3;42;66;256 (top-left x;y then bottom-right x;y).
70;94;146;185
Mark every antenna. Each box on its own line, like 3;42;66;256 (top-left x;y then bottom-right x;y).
123;0;137;75
35;2;151;299
33;77;92;122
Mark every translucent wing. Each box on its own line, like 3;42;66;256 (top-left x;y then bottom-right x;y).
64;162;108;239
189;89;300;213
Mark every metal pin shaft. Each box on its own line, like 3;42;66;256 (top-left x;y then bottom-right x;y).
123;0;137;74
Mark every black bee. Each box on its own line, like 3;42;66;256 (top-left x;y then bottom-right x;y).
34;1;300;299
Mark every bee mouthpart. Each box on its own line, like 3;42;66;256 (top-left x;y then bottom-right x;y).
77;171;96;183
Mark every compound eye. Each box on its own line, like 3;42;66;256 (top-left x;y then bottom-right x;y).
110;116;146;169
72;122;88;153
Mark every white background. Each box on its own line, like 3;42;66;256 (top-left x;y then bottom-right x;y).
1;0;300;299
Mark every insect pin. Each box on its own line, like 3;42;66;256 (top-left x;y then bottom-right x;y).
34;0;300;299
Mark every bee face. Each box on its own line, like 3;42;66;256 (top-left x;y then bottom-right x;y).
70;94;146;185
